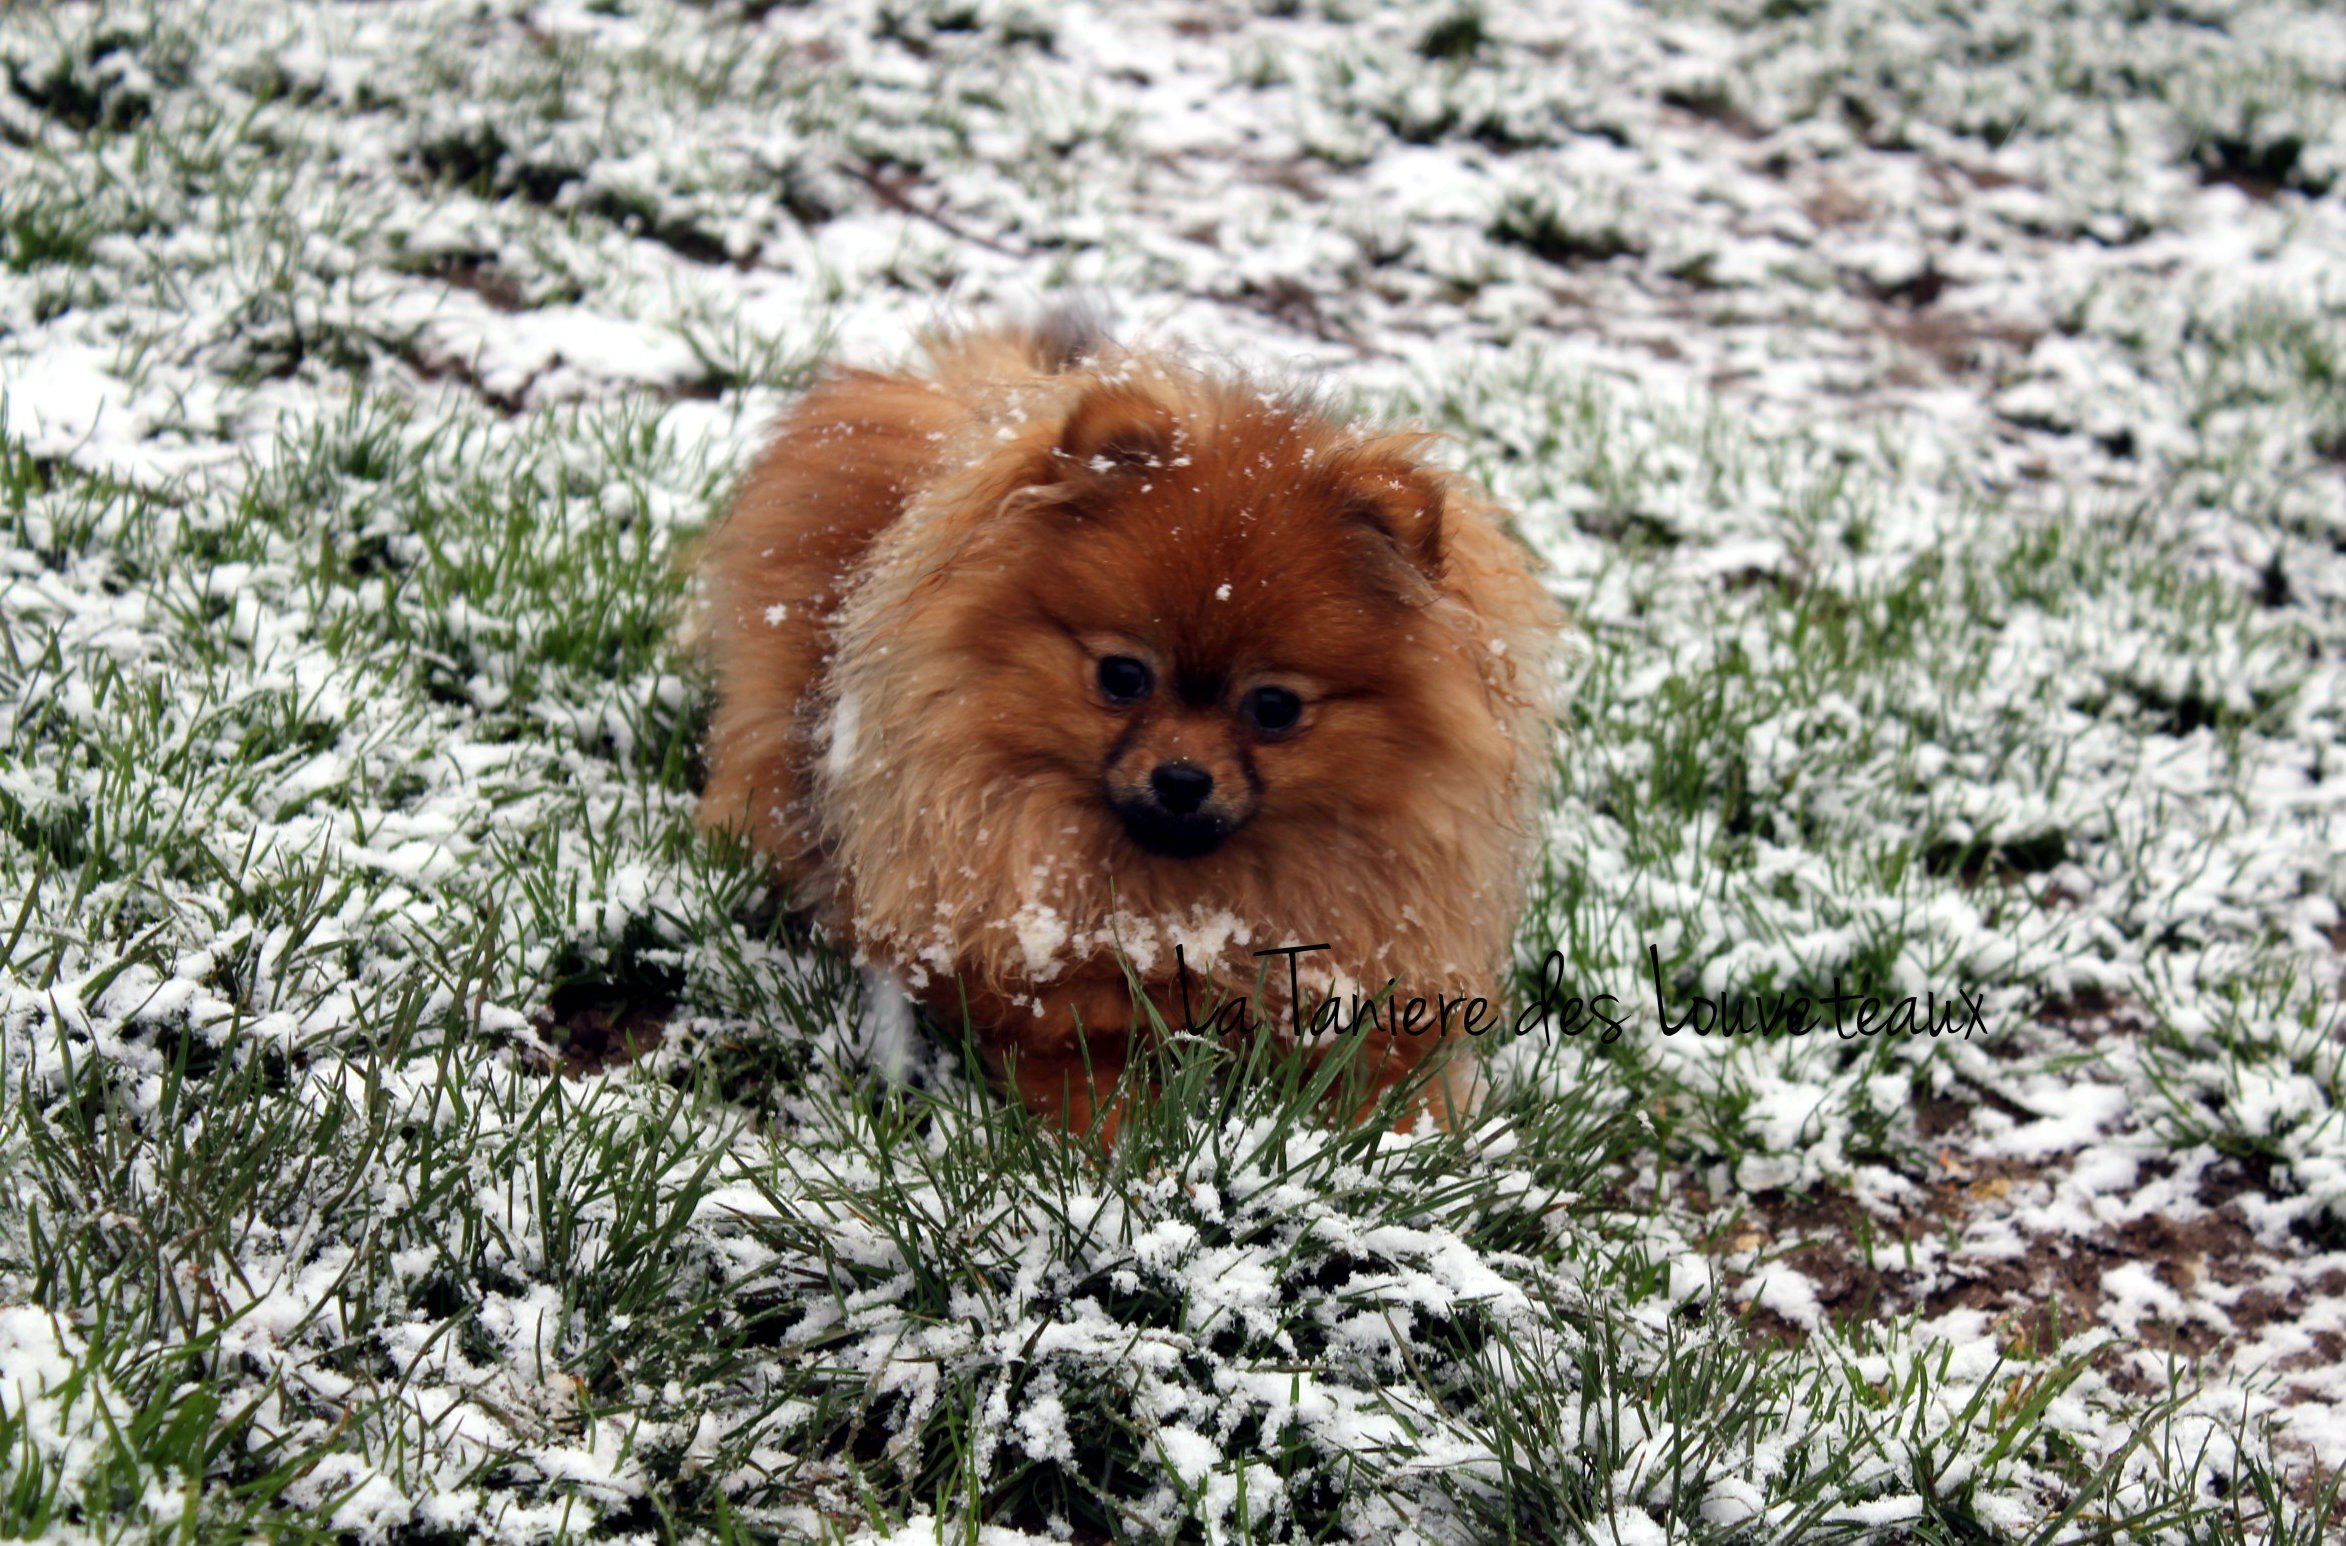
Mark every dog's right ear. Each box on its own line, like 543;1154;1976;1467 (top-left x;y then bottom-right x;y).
980;384;1174;532
1057;386;1175;473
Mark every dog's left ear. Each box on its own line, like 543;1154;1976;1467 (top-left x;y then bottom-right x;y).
1340;461;1447;577
1058;385;1175;472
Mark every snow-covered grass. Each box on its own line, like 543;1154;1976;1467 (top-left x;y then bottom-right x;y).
3;0;2344;1540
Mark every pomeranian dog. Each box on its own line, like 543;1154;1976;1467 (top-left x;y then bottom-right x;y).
696;315;1561;1136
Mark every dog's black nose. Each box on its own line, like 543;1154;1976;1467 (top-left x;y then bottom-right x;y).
1150;761;1213;814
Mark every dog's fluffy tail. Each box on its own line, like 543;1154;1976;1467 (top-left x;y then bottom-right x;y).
1026;300;1113;371
918;301;1117;390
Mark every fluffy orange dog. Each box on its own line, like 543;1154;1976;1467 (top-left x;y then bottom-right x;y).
697;317;1560;1134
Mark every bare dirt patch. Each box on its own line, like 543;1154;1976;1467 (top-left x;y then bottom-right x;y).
532;987;674;1079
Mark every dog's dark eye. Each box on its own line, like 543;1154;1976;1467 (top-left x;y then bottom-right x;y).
1239;686;1303;736
1097;655;1154;704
